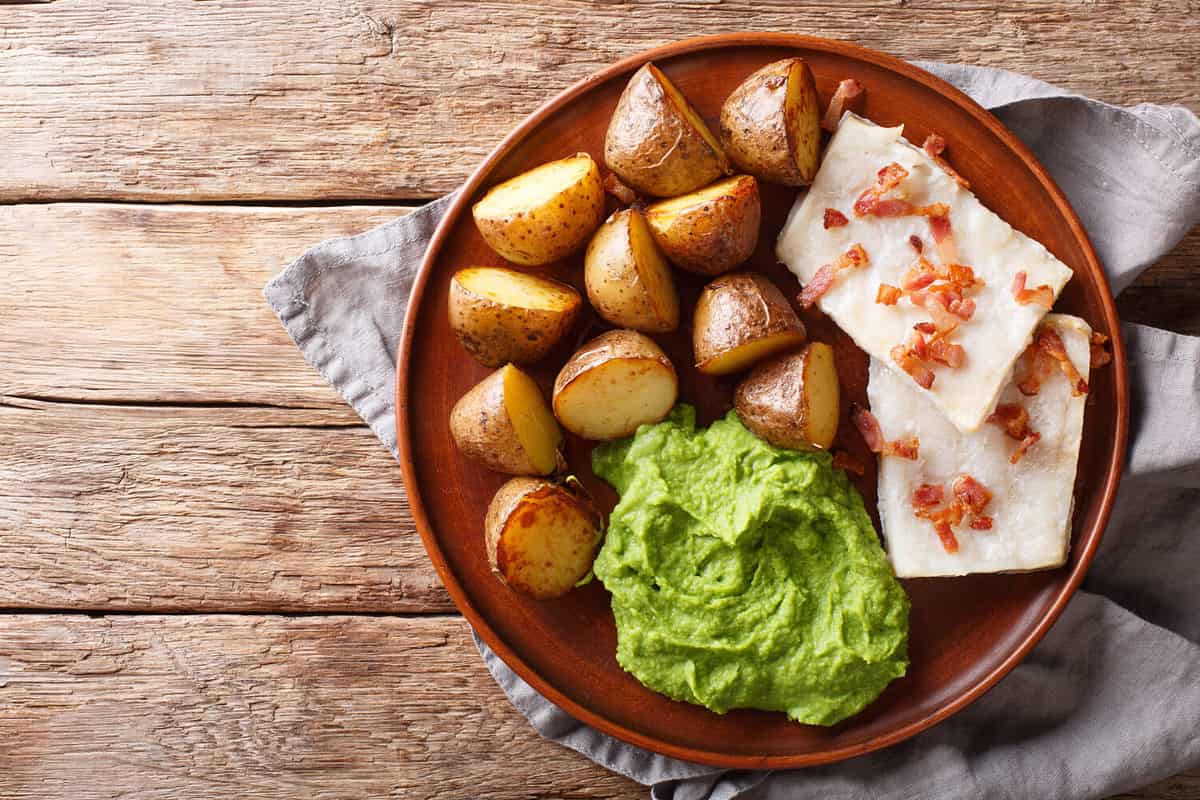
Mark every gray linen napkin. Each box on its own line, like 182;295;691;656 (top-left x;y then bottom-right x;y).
264;63;1200;799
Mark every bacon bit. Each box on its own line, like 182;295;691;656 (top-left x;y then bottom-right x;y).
832;451;867;477
1090;331;1112;367
821;78;865;132
913;321;937;335
934;521;960;553
988;401;1042;462
602;173;637;205
928;214;958;263
1036;326;1089;395
909;235;924;253
921;133;971;189
946;263;978;289
1017;342;1057;396
952;474;993;516
1012;433;1041;465
901;258;938;291
884;437;920;460
823;208;850;229
798;244;869;308
891;344;936;389
913;484;945;508
927;337;965;368
853;162;951;220
1011;271;1055;309
969;516;994;531
851;404;919;460
876;283;902;305
912;474;994;553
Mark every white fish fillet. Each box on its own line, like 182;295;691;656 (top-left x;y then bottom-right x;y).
869;313;1091;577
777;113;1073;432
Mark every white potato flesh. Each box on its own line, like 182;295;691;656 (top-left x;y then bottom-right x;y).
777;113;1073;432
870;313;1091;577
555;359;677;440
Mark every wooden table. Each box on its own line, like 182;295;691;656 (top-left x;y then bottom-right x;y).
1;3;1196;797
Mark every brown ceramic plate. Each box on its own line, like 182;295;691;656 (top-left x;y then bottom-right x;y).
397;33;1128;768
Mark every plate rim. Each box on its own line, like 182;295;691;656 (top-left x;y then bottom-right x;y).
397;32;1129;769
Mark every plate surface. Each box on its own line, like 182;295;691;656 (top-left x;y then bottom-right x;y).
397;34;1127;768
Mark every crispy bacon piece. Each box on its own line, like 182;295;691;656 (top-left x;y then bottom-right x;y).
1090;331;1113;367
891;344;936;389
1017;342;1057;396
876;283;902;305
798;244;869;308
912;474;994;553
946;263;978;289
969;516;994;531
912;484;945;508
832;451;867;477
952;474;993;516
909;235;924;253
928;213;958;263
853;162;951;221
988;403;1030;438
603;173;637;205
1036;326;1089;395
921;133;971;189
821;78;865;132
1012;433;1041;465
927;337;965;368
851;404;920;460
885;437;920;460
823;208;850;229
901;258;938;291
1011;271;1055;309
934;520;960;553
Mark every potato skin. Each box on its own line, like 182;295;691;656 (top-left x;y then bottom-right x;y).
450;368;554;475
719;58;821;186
734;344;838;451
472;154;606;266
604;63;729;198
584;209;679;333
447;270;581;367
692;272;806;373
552;329;674;403
644;175;761;276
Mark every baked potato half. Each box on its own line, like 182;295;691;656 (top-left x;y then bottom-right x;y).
644;175;761;276
448;267;582;367
604;62;730;198
692;272;807;375
734;342;840;451
485;477;603;600
584;208;679;333
450;364;563;475
718;58;821;186
472;153;606;266
553;330;678;441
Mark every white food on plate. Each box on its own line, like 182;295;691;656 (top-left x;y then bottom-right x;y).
776;112;1073;432
869;313;1091;577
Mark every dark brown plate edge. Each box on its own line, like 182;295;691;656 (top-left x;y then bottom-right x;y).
396;32;1130;769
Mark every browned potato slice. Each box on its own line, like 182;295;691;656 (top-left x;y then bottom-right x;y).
692;272;807;375
553;330;678;440
718;58;821;186
450;364;563;475
604;63;730;198
584;209;679;333
734;342;840;451
644;175;761;276
448;267;581;367
485;477;602;600
472;153;606;266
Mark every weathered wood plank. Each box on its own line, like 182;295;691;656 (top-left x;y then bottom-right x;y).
0;203;410;408
0;396;450;612
0;614;642;799
0;0;1195;201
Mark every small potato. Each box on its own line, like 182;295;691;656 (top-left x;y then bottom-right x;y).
553;330;678;441
692;272;807;375
604;62;730;198
448;267;581;367
719;58;821;186
485;477;603;600
644;175;761;276
735;342;840;451
472;153;606;266
584;208;679;333
450;364;563;475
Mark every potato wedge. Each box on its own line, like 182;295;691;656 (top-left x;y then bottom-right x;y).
718;58;821;186
692;272;807;375
604;63;730;198
450;364;563;475
584;208;679;333
472;153;606;266
644;175;761;276
734;342;840;450
553;330;678;440
448;267;581;367
485;477;603;600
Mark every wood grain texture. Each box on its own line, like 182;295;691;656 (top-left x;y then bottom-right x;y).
0;614;641;799
0;0;1196;201
0;395;450;612
0;203;410;407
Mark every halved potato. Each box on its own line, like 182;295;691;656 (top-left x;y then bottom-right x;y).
644;175;761;276
472;153;606;266
734;342;840;451
485;477;603;600
718;58;821;186
692;271;807;375
584;208;679;333
553;330;678;440
448;267;581;367
604;62;730;197
450;364;563;475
